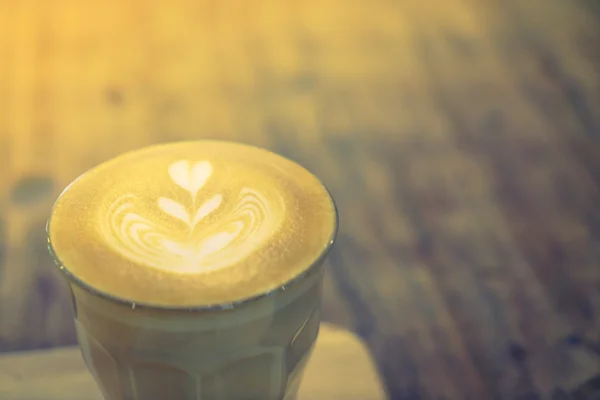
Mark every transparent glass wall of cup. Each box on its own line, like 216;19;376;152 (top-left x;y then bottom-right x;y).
49;237;335;400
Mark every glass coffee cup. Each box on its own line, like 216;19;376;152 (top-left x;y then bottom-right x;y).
47;141;338;400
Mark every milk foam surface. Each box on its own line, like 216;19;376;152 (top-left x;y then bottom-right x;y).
48;141;336;306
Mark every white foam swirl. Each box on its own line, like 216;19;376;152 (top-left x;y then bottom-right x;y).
99;160;284;274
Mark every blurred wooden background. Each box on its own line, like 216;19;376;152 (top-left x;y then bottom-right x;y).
0;0;599;398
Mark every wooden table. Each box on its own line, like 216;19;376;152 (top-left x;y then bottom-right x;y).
0;0;599;398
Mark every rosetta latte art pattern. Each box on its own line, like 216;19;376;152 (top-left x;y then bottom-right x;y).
100;160;284;274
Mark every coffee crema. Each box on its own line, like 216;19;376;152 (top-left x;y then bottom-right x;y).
48;141;336;307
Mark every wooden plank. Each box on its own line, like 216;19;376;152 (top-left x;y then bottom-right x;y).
0;323;387;400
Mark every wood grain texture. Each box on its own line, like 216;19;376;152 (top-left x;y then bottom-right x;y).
0;323;387;400
0;0;599;399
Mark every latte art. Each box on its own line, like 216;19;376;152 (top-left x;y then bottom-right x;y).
100;160;284;274
48;141;336;306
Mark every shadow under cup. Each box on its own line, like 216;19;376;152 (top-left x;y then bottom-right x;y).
52;250;330;400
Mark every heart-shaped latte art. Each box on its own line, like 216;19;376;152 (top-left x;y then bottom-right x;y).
99;160;284;274
168;160;212;198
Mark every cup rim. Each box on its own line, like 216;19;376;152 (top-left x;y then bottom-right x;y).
47;140;339;313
